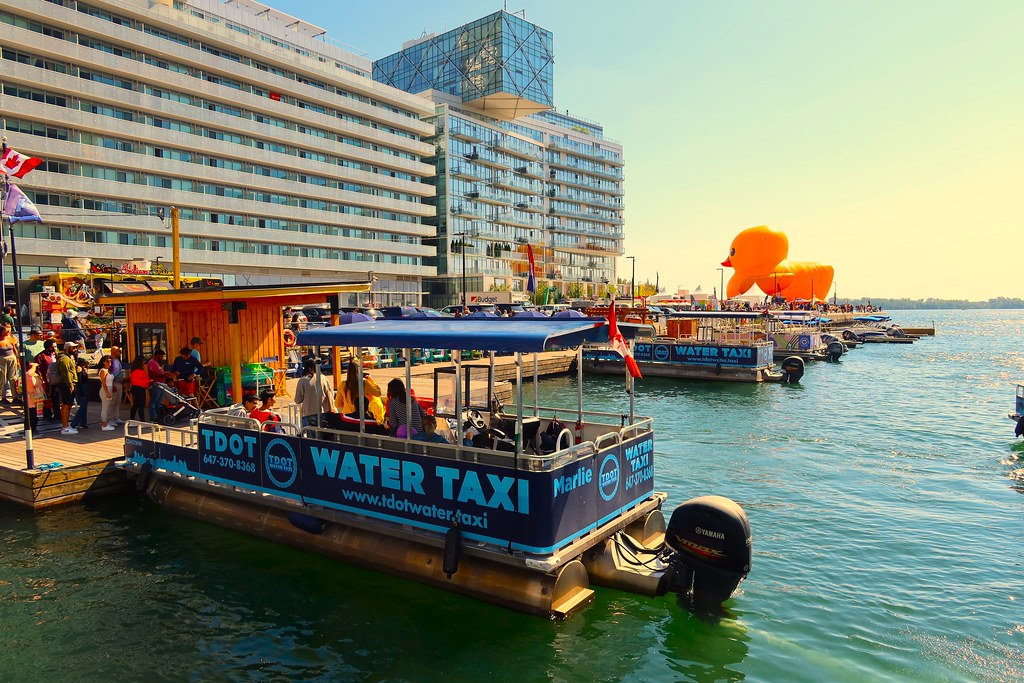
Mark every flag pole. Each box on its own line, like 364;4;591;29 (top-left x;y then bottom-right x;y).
0;170;34;470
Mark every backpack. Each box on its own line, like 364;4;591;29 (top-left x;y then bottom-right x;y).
46;358;62;386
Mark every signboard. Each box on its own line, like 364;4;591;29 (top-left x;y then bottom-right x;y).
633;342;772;367
125;426;656;554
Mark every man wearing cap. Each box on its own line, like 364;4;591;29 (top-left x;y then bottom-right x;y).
57;341;80;434
23;326;46;365
189;337;205;364
36;337;58;421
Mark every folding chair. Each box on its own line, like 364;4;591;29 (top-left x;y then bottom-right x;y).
196;367;219;409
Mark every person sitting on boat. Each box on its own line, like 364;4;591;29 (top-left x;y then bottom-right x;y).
229;394;258;420
413;414;450;444
335;361;381;416
386;377;423;438
249;390;284;432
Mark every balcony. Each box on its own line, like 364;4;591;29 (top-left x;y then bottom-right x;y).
514;162;545;179
449;165;484;181
450;123;485;144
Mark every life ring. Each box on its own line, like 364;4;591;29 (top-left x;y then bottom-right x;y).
283;329;296;347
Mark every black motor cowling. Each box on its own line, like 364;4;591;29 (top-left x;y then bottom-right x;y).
663;495;751;610
826;341;845;363
780;356;804;383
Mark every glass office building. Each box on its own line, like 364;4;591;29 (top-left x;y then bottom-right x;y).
374;11;624;307
1;0;436;304
374;11;553;120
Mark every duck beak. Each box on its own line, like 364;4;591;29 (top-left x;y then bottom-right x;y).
721;258;732;267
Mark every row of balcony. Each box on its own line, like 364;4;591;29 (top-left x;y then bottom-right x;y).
547;136;623;166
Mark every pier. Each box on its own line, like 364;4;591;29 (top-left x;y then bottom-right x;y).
0;351;576;510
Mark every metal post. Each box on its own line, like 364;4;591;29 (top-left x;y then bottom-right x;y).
357;345;365;436
405;348;412;442
718;267;724;306
171;206;180;289
460;233;467;310
533;352;539;418
515;352;523;456
454;349;462;452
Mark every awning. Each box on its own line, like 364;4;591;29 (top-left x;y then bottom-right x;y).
295;318;611;352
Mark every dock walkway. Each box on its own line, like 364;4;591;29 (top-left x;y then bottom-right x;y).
0;351;576;510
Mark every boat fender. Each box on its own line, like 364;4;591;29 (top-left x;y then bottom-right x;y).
287;512;326;535
715;362;722;376
443;524;462;578
780;356;805;383
135;460;153;494
283;329;296;348
664;495;752;611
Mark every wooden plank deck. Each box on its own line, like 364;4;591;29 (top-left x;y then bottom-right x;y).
0;404;133;509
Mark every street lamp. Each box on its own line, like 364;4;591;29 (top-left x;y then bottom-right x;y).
626;255;635;306
717;267;724;307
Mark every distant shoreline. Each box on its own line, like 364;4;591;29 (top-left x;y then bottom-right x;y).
841;298;1022;310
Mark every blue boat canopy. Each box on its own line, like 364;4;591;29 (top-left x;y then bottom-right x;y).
295;318;610;352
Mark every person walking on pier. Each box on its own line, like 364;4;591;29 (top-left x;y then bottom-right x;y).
0;321;21;402
56;341;80;434
69;356;91;431
98;354;119;431
128;356;149;423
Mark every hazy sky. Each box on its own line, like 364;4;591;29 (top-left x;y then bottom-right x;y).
270;1;1022;300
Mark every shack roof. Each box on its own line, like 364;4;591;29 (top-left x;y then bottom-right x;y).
296;318;611;352
97;280;372;305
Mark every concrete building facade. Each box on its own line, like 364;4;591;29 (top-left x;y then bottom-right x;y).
1;0;437;304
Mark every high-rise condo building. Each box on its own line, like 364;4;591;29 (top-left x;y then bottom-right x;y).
374;10;625;307
1;0;436;304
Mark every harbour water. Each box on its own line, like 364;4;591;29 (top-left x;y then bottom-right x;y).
1;310;1022;682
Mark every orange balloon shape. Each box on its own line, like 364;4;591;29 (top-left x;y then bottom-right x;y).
721;225;788;297
756;261;834;301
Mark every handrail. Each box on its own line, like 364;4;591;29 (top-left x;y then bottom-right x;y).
619;418;653;442
594;431;621;452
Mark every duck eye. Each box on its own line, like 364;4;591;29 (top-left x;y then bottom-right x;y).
730;247;735;256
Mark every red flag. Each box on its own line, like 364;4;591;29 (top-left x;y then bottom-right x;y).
1;145;43;178
607;297;642;378
526;244;537;293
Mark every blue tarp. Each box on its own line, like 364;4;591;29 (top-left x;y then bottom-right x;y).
295;318;610;352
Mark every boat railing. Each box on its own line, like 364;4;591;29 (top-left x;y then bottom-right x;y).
124;419;200;448
620;417;654;443
197;411;301;436
296;423;603;472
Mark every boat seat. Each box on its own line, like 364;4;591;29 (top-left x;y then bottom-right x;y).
491;416;542;451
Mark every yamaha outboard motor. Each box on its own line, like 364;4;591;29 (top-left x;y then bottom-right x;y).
841;329;861;342
1016;415;1024;439
780;356;804;383
826;340;845;363
662;496;751;610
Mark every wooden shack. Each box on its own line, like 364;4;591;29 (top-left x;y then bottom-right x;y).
99;280;371;404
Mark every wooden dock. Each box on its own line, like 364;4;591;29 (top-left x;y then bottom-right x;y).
0;351;577;510
0;407;133;509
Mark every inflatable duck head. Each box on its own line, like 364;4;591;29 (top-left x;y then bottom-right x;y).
721;225;789;298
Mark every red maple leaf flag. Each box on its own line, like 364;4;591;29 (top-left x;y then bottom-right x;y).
607;297;642;379
1;144;43;178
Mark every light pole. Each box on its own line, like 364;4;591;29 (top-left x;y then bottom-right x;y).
626;255;635;306
717;267;724;308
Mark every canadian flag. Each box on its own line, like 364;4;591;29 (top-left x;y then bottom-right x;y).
1;144;43;178
607;297;642;379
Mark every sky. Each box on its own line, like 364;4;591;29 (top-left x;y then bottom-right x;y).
269;1;1023;301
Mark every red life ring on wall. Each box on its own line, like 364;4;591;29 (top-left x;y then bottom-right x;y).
283;329;296;347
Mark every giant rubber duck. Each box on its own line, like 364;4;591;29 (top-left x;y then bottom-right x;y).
721;225;834;301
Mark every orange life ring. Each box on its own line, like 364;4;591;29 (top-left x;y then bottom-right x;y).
283;329;296;347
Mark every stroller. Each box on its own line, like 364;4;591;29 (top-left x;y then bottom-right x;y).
152;381;201;426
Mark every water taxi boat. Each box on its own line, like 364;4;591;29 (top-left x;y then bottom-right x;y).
584;311;805;382
120;318;752;618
